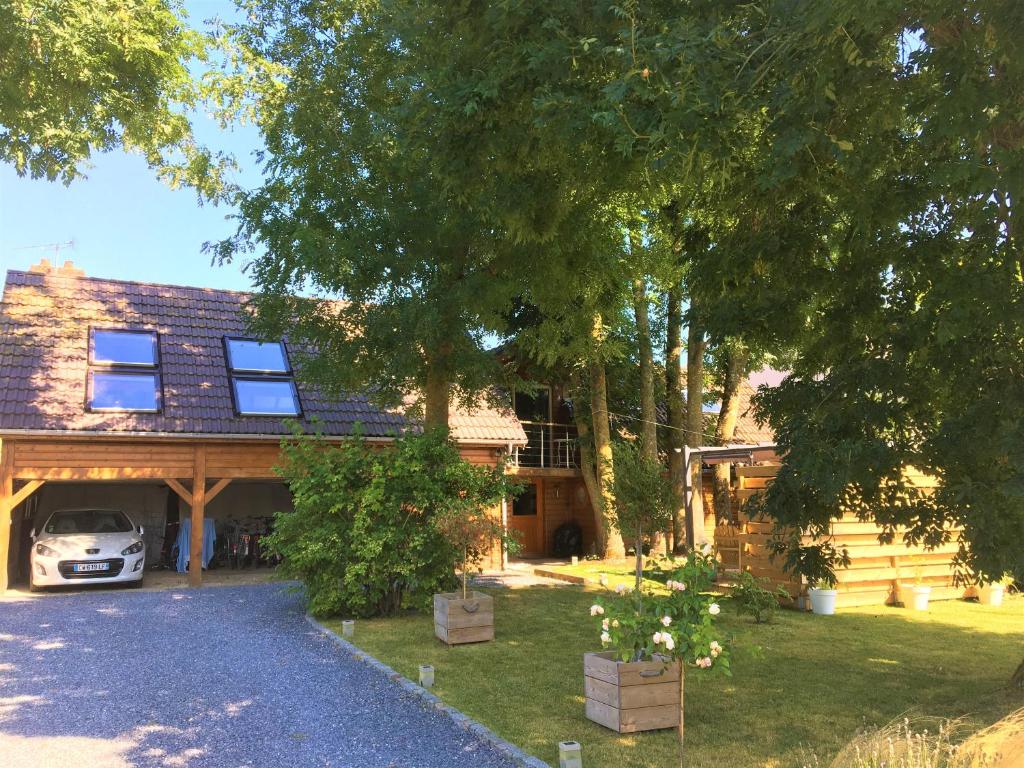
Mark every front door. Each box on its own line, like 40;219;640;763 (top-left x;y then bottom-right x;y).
508;480;544;557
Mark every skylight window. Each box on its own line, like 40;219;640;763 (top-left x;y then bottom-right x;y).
225;339;290;373
87;329;160;412
91;329;158;366
225;337;301;416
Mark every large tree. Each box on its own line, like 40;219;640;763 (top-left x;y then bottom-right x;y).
739;2;1024;590
210;1;527;429
0;0;228;197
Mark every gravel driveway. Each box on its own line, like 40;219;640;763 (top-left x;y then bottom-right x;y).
0;584;519;768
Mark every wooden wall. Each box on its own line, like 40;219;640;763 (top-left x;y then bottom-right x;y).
542;477;596;557
721;464;966;608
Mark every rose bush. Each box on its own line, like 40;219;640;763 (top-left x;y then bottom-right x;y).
591;547;731;673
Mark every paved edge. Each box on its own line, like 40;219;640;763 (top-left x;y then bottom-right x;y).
304;614;551;768
532;568;588;586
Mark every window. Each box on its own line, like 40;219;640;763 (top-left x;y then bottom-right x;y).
513;386;551;422
87;329;160;412
225;337;301;416
45;509;134;535
91;330;157;367
225;339;290;373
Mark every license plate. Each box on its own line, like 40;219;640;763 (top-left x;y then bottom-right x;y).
73;562;109;573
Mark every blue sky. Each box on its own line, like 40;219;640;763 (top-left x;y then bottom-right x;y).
0;1;260;292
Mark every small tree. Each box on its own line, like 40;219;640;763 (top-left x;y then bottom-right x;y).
612;440;675;590
432;469;522;599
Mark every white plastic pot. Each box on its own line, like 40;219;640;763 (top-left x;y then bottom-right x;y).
911;585;931;611
808;587;837;615
977;583;1005;607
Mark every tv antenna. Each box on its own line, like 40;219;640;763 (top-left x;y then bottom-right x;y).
12;240;75;258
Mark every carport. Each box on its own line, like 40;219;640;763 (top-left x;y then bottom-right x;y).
0;436;290;591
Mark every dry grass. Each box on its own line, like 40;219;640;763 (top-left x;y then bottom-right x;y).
807;707;1024;768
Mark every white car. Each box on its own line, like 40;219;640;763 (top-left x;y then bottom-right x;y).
30;508;146;591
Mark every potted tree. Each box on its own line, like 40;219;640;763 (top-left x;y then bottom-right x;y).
585;547;730;735
583;442;730;737
432;468;520;645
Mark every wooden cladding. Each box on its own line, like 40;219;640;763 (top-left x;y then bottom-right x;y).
722;464;965;608
8;439;283;481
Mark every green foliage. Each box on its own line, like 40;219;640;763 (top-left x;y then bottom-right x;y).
610;439;674;546
730;571;789;624
266;427;516;618
0;0;230;198
592;550;730;675
434;483;523;599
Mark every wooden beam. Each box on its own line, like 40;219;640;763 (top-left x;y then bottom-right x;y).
205;478;231;505
0;440;14;593
189;446;207;588
9;480;44;510
164;478;193;506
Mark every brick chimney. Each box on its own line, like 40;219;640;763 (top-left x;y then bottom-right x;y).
28;259;84;277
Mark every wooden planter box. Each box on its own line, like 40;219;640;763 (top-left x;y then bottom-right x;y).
584;651;681;733
433;591;494;645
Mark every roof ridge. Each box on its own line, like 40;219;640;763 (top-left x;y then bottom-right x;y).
4;269;257;298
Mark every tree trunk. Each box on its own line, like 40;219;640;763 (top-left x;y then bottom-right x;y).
632;278;658;463
713;341;749;523
424;346;451;432
576;418;609;557
666;284;686;554
684;305;706;548
588;324;626;559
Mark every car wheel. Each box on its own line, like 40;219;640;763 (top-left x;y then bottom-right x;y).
127;577;145;589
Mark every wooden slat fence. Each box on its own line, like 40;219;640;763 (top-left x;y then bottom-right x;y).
715;464;967;608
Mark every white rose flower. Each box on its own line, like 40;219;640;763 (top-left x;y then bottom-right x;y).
708;603;721;616
600;631;611;644
590;604;605;616
652;631;664;644
660;615;672;627
601;618;610;631
663;635;675;651
709;640;721;652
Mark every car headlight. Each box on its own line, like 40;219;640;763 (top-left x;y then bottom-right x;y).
35;543;61;558
121;540;145;556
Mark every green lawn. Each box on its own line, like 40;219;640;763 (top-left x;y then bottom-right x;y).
324;588;1024;768
539;559;709;593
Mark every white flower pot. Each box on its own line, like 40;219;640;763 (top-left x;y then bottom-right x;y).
911;585;931;611
977;583;1005;607
808;587;837;615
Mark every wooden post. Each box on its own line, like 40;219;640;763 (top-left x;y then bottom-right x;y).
189;446;207;588
678;663;685;746
0;441;14;593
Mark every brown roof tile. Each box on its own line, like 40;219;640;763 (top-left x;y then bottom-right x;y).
0;270;526;445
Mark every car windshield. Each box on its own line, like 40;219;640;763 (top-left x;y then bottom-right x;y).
45;510;134;535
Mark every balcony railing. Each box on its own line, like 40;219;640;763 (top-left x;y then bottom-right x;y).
511;421;579;469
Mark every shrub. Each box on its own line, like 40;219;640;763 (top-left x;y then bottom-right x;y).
590;548;730;674
730;570;790;624
266;426;516;618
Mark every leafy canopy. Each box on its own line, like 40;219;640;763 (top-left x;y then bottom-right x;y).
0;0;231;198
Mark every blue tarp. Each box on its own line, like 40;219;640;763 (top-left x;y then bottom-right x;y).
175;518;217;573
